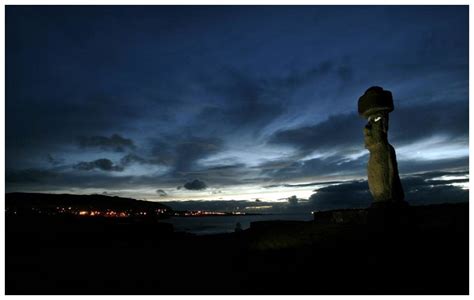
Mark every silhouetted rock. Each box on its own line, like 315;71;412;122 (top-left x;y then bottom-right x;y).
313;209;368;224
235;222;242;232
368;201;412;236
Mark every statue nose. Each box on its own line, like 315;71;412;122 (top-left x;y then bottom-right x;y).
365;123;372;130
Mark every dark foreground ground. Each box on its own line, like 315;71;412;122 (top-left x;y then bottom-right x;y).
6;202;468;295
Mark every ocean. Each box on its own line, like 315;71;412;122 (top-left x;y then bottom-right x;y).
161;213;313;235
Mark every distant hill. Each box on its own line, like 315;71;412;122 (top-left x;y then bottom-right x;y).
6;192;172;213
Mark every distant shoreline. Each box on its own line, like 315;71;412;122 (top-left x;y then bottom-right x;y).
170;213;268;218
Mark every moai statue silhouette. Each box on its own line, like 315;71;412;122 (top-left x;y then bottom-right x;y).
358;87;405;205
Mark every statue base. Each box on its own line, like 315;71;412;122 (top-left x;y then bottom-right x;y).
368;201;412;239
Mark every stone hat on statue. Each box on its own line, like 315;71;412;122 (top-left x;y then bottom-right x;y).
358;86;394;119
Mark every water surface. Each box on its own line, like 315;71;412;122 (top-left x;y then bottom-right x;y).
162;213;313;235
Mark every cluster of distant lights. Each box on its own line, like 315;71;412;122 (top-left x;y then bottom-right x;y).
6;207;247;217
174;210;245;217
58;207;168;217
7;206;168;218
77;210;130;218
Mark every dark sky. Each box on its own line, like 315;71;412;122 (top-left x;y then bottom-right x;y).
6;5;469;209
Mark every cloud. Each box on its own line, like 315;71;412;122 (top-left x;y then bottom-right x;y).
6;168;177;193
308;170;468;211
258;155;367;182
288;195;299;206
6;93;142;162
398;156;469;175
256;152;408;191
156;189;168;197
78;134;135;152
164;200;280;212
73;158;124;172
263;180;345;189
398;170;469;205
174;163;256;187
193;67;284;135
120;153;167;166
269;112;363;154
337;64;353;82
258;59;358;97
191;60;357;141
6;168;59;183
264;99;468;180
269;100;468;155
148;136;223;173
173;138;222;173
183;179;207;190
261;60;335;90
308;180;372;211
390;100;468;146
46;154;64;166
193;61;355;137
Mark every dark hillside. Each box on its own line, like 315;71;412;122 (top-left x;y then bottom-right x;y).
6;192;172;216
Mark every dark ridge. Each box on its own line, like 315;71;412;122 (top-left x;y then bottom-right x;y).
5;192;172;211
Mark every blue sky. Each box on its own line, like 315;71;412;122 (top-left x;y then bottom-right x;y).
6;5;469;210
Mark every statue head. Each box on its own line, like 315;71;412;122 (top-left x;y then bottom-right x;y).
358;86;393;118
358;86;393;150
364;112;389;150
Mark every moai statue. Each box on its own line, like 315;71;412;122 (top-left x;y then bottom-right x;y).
358;86;405;205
